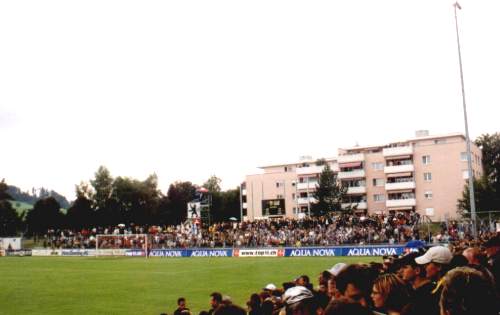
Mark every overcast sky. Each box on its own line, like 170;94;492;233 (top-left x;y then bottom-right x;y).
1;0;499;200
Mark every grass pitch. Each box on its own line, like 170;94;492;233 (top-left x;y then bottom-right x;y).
0;256;378;315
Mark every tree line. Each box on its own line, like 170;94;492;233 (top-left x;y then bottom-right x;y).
0;168;241;237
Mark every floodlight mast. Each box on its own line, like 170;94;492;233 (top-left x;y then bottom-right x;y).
453;2;477;239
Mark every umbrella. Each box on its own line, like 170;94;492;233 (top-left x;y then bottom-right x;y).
118;223;125;228
229;217;238;221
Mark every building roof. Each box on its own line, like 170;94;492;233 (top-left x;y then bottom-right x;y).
258;156;337;169
339;132;465;152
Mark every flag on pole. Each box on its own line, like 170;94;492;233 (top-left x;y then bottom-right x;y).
454;2;462;10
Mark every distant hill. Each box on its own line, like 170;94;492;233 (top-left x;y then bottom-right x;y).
7;185;70;209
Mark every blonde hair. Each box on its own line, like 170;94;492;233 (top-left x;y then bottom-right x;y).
372;274;410;312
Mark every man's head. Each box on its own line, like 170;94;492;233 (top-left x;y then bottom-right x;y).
295;275;310;287
210;292;223;309
483;235;500;258
282;286;316;315
335;264;377;307
462;247;484;266
177;297;187;309
415;246;452;281
396;252;426;285
440;267;497;315
324;298;372;315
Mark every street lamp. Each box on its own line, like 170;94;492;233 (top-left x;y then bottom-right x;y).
453;2;477;239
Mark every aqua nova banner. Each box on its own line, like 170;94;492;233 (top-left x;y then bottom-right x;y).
149;249;233;258
283;246;405;257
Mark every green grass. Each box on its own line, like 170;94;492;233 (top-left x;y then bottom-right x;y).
9;200;33;216
0;256;378;315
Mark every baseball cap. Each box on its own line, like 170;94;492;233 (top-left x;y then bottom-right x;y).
328;263;347;277
263;283;277;291
415;246;452;265
283;286;314;305
395;252;420;267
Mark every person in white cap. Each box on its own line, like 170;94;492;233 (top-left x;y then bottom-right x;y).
263;283;277;292
415;246;453;283
414;246;453;315
281;286;316;315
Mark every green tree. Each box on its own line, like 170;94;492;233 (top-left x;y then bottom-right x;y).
110;174;161;225
90;166;113;211
164;181;197;225
311;164;346;216
66;195;94;230
458;133;500;214
25;197;64;235
203;175;222;193
0;179;13;201
0;179;22;236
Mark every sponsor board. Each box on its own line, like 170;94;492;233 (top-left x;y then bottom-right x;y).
125;250;146;257
96;249;127;256
189;249;232;257
5;249;32;256
32;249;62;256
285;247;340;257
61;249;96;256
343;246;404;256
233;248;284;257
150;249;185;257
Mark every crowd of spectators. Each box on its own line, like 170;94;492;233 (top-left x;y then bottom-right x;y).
164;234;500;315
42;211;426;249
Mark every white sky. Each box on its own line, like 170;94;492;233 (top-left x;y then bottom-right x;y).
1;0;499;200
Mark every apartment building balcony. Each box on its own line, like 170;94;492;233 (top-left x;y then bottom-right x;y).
385;181;416;191
384;164;414;174
341;202;368;210
338;169;365;179
242;202;247;209
386;198;416;208
297;182;318;190
347;186;367;194
383;146;413;157
337;153;365;164
297;197;317;204
297;165;325;175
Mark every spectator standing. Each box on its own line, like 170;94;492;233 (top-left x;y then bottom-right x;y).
439;267;497;315
208;292;223;315
483;235;500;293
370;274;411;315
414;246;453;315
174;297;190;315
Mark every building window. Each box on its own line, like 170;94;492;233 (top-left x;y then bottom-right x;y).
460;152;468;161
462;170;470;179
291;181;296;187
424;191;433;199
284;166;288;172
422;155;431;165
373;194;385;202
276;194;283;199
292;193;296;200
424;172;432;181
372;162;384;170
434;139;447;144
276;182;283;188
425;208;435;216
372;178;384;186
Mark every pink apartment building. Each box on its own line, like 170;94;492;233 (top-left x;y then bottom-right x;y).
242;131;483;222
